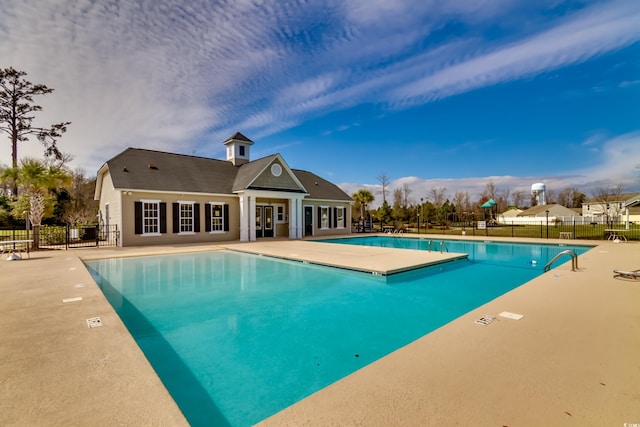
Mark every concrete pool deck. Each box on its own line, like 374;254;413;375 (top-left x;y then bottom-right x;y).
223;239;467;275
1;235;639;426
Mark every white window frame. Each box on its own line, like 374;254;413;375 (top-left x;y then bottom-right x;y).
336;206;345;229
274;203;287;223
141;199;161;236
210;202;225;233
320;206;330;229
179;201;195;235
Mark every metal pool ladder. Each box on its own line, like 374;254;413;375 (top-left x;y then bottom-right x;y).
544;250;579;272
426;240;449;253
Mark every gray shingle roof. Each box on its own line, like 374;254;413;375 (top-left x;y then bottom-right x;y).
104;148;352;201
106;148;237;194
517;204;578;217
224;132;253;144
585;192;640;203
293;169;352;201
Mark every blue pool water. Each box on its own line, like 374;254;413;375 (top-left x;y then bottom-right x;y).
84;240;592;427
317;236;592;270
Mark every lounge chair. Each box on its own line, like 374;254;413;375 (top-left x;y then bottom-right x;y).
613;269;639;280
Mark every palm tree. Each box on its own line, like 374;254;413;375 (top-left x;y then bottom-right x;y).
8;158;70;248
352;189;375;231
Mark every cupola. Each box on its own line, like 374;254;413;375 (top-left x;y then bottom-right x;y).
223;132;254;166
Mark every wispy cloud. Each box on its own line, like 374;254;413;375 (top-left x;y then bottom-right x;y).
388;1;640;106
341;131;640;207
619;79;640;87
0;0;638;180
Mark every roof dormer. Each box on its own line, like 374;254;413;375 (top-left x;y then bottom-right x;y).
223;132;254;166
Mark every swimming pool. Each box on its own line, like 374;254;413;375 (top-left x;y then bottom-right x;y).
317;236;592;270
84;240;591;427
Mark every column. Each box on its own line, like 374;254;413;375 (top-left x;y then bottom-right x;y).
249;196;257;241
239;195;249;242
296;198;303;239
288;198;295;239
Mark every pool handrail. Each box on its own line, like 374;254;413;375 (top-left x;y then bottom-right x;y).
544;249;578;272
426;240;449;253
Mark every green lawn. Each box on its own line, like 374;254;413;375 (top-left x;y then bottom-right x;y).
404;223;639;241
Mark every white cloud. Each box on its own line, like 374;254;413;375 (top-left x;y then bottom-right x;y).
343;131;640;208
0;0;639;186
388;1;640;106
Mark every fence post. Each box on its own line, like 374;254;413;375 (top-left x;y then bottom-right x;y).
95;224;99;247
66;224;70;250
545;210;549;239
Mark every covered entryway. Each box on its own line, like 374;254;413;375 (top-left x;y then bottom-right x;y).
304;206;313;236
238;192;306;242
256;205;274;238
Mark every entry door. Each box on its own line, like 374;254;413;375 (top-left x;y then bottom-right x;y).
256;206;263;238
255;206;274;238
304;206;313;236
263;206;274;237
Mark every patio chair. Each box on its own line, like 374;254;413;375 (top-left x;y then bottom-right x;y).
613;269;639;280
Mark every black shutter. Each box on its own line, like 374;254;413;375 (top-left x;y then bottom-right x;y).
223;204;230;231
317;207;321;228
172;203;179;233
194;203;200;232
205;204;211;232
134;202;142;234
160;202;167;234
334;207;337;228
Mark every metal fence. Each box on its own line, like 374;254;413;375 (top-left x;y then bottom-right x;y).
0;224;119;250
408;219;638;241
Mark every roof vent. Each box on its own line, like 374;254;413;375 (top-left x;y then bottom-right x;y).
123;166;128;172
148;163;158;170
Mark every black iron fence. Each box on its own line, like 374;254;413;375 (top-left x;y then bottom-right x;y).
0;224;119;250
373;219;639;241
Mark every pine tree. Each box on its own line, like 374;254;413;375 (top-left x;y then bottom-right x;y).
0;67;70;195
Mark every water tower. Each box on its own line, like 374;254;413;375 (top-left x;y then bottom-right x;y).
531;183;546;206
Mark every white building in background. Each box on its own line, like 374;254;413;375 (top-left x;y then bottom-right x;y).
581;193;640;226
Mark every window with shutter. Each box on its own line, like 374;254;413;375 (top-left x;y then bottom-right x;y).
320;206;329;229
140;200;162;235
176;202;195;234
209;203;225;233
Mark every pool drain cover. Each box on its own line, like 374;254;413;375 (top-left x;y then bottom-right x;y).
86;317;103;328
475;316;495;325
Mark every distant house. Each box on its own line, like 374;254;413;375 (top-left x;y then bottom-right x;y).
518;204;580;219
494;204;581;225
498;208;522;223
582;192;640;224
94;132;353;246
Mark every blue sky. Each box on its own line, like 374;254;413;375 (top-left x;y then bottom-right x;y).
1;0;639;206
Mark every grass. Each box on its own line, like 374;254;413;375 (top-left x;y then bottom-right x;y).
402;223;639;241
